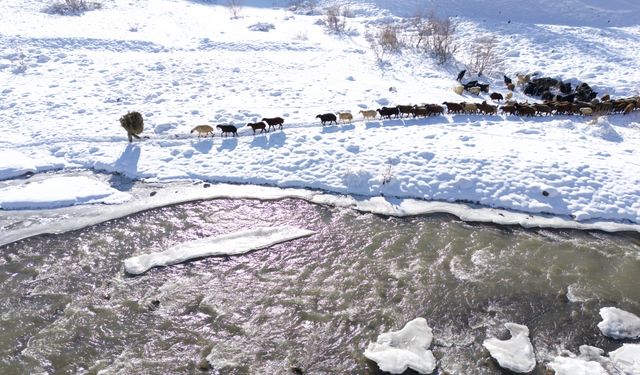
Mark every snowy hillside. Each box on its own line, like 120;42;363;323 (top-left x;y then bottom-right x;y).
1;0;640;226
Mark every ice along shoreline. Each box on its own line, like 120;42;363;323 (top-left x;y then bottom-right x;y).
1;173;640;248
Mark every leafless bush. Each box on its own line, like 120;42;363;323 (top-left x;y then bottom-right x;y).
411;11;458;65
366;24;404;63
324;5;348;34
226;0;243;19
467;36;502;76
288;0;318;15
44;0;102;15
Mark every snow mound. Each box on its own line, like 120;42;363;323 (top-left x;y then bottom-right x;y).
597;307;640;339
482;323;536;373
124;226;315;275
609;344;640;375
364;318;436;374
0;176;131;210
0;149;63;180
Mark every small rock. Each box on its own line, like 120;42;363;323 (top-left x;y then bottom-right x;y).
203;183;210;188
150;191;157;197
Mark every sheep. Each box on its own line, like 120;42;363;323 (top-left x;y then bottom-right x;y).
442;102;464;114
191;125;214;138
337;112;353;123
453;85;464;95
600;94;610;102
477;101;497;115
503;75;512;85
119;111;144;143
316;113;337;125
216;124;238;137
462;102;478;114
426;104;445;116
489;92;504;101
579;107;593;116
396;105;414;118
376;107;400;119
261;117;284;131
500;105;517;115
359;110;377;120
247;121;267;134
505;92;513;100
534;104;553;116
456;69;466;82
468;86;481;96
623;103;635;115
411;106;428;118
506;83;515;91
514;103;536;117
516;73;531;86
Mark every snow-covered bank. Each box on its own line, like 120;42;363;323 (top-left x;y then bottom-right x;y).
1;0;640;231
3;175;640;248
124;226;315;274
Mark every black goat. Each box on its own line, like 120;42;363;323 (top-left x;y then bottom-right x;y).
247;122;267;134
456;69;466;82
315;113;337;125
377;107;400;119
216;124;238;137
261;117;284;131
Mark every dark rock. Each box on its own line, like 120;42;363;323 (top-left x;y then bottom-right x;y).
150;191;157;197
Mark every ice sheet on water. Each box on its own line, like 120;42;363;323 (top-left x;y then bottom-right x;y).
597;307;640;339
124;226;315;275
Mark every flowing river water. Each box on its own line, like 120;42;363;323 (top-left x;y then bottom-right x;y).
1;197;639;374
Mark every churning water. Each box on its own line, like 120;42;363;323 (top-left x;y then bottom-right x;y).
1;198;639;374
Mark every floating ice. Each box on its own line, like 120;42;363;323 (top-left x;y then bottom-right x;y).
548;356;608;375
597;307;640;339
363;318;436;374
609;344;640;375
124;226;315;275
482;323;536;373
0;176;131;210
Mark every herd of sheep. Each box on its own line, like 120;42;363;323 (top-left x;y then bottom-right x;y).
119;78;640;141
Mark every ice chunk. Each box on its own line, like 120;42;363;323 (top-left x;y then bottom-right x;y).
124;226;315;275
363;318;436;374
597;307;640;339
548;356;608;375
482;323;536;373
609;344;640;375
0;176;131;210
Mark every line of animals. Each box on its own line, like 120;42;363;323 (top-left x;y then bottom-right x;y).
119;75;640;141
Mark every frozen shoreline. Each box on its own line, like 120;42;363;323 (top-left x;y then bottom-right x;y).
2;172;639;248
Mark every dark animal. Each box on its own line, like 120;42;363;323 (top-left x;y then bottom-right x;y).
506;83;515;91
119;111;144;142
315;113;337;125
456;69;466;82
247;121;267;134
489;92;504;101
261;117;284;131
503;75;512;85
376;107;400;119
396;105;414;118
442;102;464;114
216;124;238;137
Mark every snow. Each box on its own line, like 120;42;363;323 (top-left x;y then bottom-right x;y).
364;318;436;374
124;226;315;275
482;323;536;373
597;307;640;340
0;176;131;209
609;344;640;375
1;0;640;229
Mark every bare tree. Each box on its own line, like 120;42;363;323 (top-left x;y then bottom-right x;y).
325;5;347;33
409;11;458;65
468;36;502;76
226;0;243;19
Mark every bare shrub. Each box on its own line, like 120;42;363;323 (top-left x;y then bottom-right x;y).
366;24;404;63
44;0;102;15
288;0;318;15
410;11;458;65
226;0;243;19
324;5;348;34
467;36;502;76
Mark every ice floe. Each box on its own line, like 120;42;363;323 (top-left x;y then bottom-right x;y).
609;344;640;375
124;226;315;275
364;318;436;374
597;307;640;340
482;323;536;373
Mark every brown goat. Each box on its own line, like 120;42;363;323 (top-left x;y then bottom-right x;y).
247;121;267;134
191;125;214;137
261;117;284;131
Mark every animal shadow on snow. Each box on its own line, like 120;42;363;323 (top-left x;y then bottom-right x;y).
112;143;140;189
268;131;286;148
217;137;238;152
192;139;213;154
250;134;269;149
321;124;355;134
